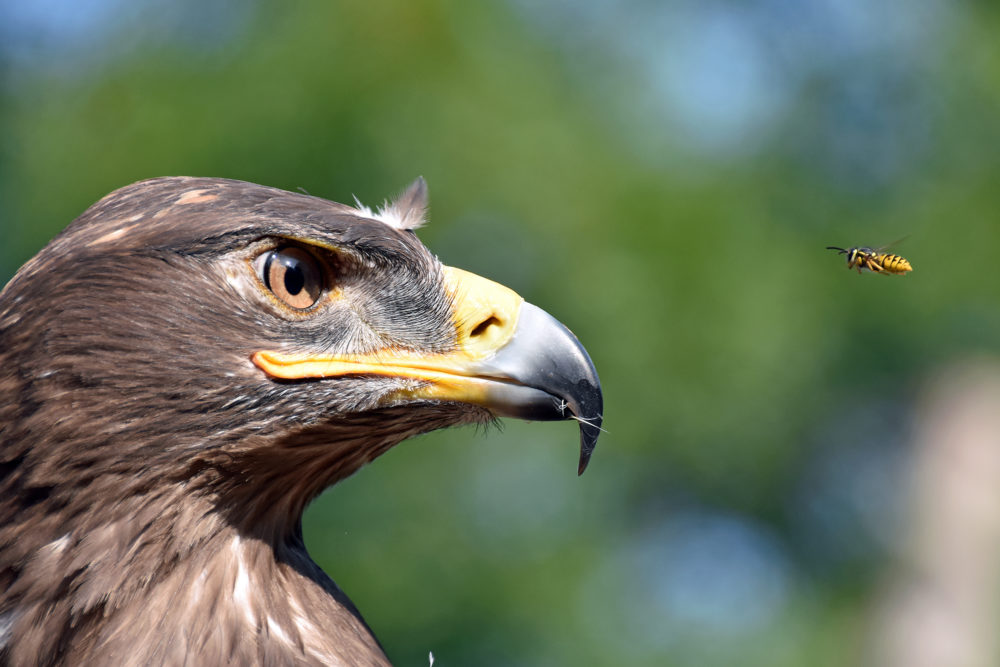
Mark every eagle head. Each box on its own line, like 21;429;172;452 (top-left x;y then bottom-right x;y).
0;177;601;664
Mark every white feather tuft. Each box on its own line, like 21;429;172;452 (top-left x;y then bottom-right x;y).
351;177;428;231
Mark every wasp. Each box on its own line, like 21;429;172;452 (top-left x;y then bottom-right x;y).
826;244;912;275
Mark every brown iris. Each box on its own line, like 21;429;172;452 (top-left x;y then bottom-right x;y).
261;247;323;309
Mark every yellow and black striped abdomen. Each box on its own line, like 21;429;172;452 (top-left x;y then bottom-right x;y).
875;253;912;274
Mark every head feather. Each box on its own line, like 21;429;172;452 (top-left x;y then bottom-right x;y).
352;177;428;231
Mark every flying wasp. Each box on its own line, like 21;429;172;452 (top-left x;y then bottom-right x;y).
826;243;912;275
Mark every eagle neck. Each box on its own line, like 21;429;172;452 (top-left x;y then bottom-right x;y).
0;479;389;665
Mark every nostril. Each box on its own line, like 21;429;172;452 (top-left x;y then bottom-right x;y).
470;316;501;339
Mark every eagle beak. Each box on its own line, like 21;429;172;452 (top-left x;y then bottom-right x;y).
452;300;604;474
252;267;603;474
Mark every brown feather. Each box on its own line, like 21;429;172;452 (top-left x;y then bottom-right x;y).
0;177;493;665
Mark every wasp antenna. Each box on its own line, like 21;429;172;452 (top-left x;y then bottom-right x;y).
825;246;847;254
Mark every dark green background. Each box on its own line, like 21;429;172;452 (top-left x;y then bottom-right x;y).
3;1;999;664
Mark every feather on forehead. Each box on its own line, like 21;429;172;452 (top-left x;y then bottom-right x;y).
351;177;429;231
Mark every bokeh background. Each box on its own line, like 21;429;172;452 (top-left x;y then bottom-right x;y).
3;1;1000;665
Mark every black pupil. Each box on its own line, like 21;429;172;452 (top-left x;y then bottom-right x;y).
279;255;305;295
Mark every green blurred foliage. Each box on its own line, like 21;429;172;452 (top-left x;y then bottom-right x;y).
3;0;1000;664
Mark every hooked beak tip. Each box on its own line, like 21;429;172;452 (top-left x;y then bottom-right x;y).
576;414;603;475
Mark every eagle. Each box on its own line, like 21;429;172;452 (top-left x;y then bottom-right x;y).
0;177;602;666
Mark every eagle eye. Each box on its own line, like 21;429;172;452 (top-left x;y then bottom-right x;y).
258;246;323;309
